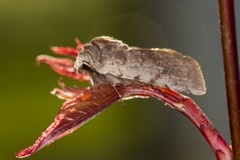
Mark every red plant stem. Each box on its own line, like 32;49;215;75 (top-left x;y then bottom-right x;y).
179;98;232;160
218;0;240;159
122;86;233;160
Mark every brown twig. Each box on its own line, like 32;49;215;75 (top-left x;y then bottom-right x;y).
218;0;240;159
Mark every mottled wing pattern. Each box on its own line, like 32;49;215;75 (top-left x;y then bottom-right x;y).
97;47;206;95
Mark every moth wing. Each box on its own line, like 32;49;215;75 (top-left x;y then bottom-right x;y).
103;48;206;95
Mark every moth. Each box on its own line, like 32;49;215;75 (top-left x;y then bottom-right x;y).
75;36;206;95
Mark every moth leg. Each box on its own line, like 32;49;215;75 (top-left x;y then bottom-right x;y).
112;85;125;109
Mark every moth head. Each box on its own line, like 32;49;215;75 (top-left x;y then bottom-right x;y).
75;40;103;74
75;36;127;74
75;50;94;74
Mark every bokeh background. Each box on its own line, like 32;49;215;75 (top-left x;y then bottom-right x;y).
1;0;240;160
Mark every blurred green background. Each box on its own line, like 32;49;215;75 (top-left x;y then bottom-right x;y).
1;0;239;160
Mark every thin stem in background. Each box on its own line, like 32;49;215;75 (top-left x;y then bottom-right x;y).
218;0;240;159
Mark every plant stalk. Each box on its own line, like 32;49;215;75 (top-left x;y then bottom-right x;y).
218;0;240;159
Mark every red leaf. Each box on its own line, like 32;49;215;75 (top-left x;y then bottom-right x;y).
50;47;79;57
50;38;83;57
16;84;121;158
36;55;90;81
16;83;233;160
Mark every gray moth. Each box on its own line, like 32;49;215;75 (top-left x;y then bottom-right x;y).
75;36;206;95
